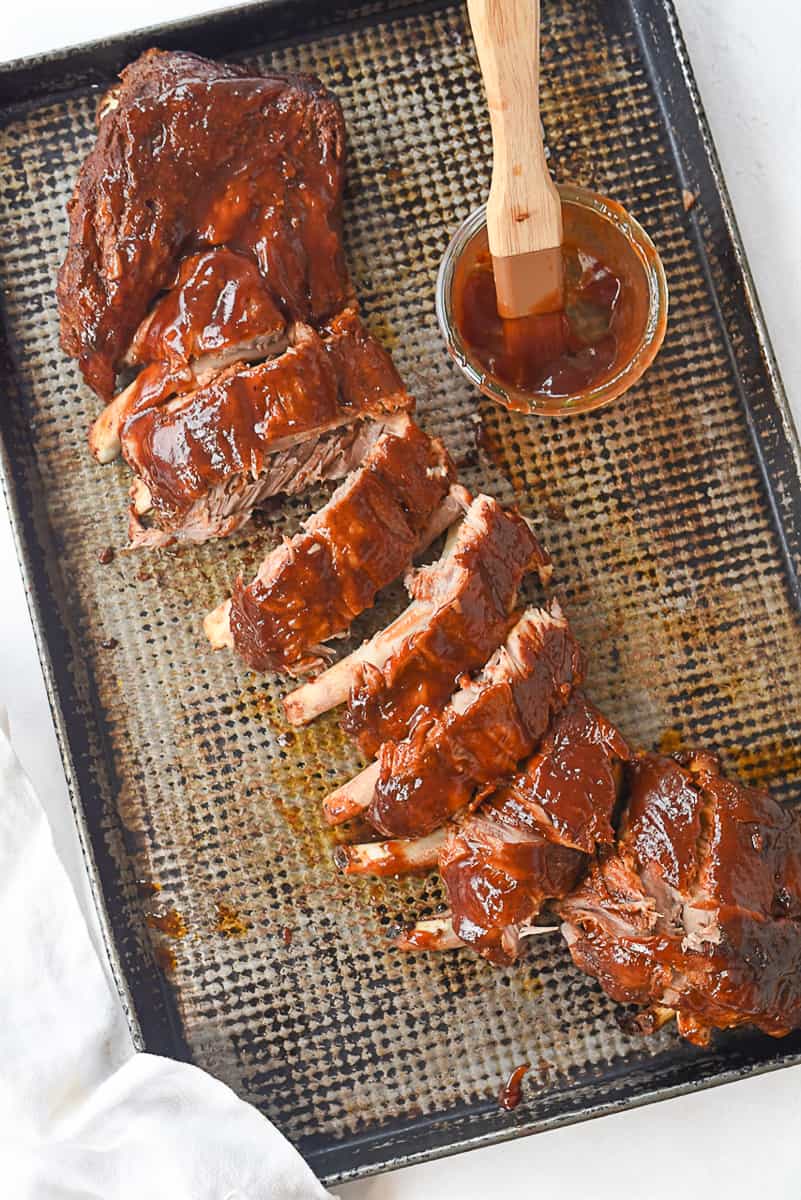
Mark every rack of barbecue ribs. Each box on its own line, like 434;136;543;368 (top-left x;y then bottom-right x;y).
57;48;801;1052
59;50;434;549
323;587;801;1043
338;693;628;960
283;494;551;719
323;603;585;834
369;738;801;1044
59;50;350;405
558;751;801;1045
204;419;464;674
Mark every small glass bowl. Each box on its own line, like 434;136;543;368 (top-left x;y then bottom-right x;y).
435;183;669;416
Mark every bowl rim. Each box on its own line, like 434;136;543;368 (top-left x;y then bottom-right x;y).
435;182;670;417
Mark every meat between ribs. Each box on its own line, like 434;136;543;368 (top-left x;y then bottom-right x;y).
342;495;552;757
330;602;586;838
439;694;629;964
90;248;289;463
204;415;456;673
122;306;411;546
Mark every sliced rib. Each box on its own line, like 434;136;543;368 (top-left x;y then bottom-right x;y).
123;249;286;371
121;308;412;547
284;486;473;726
58;51;350;400
286;495;551;745
559;751;801;1044
343;496;552;756
323;602;584;835
439;694;629;964
89;249;288;463
204;416;455;673
335;694;626;965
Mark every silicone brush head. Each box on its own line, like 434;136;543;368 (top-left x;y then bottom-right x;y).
492;244;565;319
494;245;568;370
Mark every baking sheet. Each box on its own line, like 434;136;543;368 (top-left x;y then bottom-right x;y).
1;0;800;1183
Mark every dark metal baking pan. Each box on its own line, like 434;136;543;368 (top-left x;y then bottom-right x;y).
1;0;800;1184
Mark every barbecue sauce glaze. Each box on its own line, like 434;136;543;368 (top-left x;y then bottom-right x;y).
344;502;551;758
58;51;351;399
126;249;285;369
368;612;585;838
229;422;454;672
440;696;627;964
561;751;801;1043
123;308;408;525
452;224;626;403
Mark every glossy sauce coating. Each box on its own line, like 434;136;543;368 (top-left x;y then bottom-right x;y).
369;609;586;839
445;823;584;966
561;752;801;1044
453;228;623;401
498;694;630;854
685;765;801;920
229;422;454;672
622;754;706;892
344;501;551;757
58;50;350;399
122;308;409;525
441;695;627;965
126;248;286;369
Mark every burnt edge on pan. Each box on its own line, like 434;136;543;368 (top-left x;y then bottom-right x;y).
0;0;800;1186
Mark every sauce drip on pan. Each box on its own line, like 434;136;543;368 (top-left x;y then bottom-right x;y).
498;1062;530;1110
453;230;623;399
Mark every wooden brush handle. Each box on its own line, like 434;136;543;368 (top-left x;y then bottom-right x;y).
467;0;562;258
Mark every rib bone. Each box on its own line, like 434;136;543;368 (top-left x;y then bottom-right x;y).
333;828;447;876
393;915;464;952
204;598;234;651
395;914;559;954
324;761;379;825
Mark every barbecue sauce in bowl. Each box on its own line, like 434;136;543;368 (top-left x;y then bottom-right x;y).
437;184;668;416
453;239;622;400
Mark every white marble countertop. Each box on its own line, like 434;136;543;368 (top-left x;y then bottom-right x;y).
2;2;800;1196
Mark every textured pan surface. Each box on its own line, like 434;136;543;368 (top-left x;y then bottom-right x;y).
1;0;801;1184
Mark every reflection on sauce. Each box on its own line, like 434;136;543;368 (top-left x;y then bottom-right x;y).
128;249;285;370
499;1062;530;1110
215;902;251;939
146;907;188;938
454;231;622;399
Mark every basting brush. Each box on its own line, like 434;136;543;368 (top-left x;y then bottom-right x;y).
467;0;567;363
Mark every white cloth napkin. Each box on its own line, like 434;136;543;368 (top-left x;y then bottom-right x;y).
0;711;333;1199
